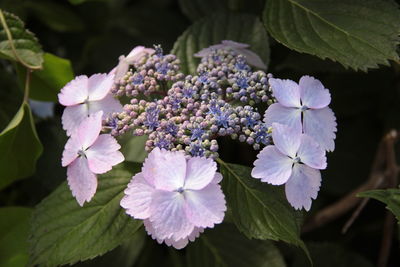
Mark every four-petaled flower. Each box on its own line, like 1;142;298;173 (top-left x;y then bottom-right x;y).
194;40;266;70
264;75;337;151
252;123;327;211
58;72;122;136
62;111;124;206
120;148;226;249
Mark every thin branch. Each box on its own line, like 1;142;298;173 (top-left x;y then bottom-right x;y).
24;70;31;103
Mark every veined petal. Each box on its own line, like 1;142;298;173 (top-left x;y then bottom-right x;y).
88;94;123;117
58;75;88;106
67;157;97;206
61;104;88;136
87;73;114;101
62;135;80;167
152;150;186;191
141;147;163;185
126;46;154;61
184;157;217;190
251;146;293;185
120;173;154;219
184;184;226;228
285;164;321;211
77;111;103;149
269;78;301;108
86;134;124;174
212;172;223;184
297;134;327;170
299;75;331;109
271;123;301;158
149;190;194;241
303;107;337;152
263;103;302;134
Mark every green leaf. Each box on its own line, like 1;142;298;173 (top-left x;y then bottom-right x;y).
218;161;307;252
0;103;43;190
119;135;148;163
0;11;43;67
25;1;85;33
358;188;400;223
263;0;400;71
29;162;143;267
177;0;229;21
0;207;32;267
0;68;23;130
22;53;74;102
186;223;286;267
171;13;270;74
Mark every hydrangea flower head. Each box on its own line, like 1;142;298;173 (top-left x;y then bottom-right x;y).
114;46;155;81
62;111;124;206
58;72;122;136
194;40;266;70
252;123;327;211
120;148;226;249
264;75;336;151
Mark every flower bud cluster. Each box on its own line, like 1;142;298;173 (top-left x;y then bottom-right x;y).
104;46;274;158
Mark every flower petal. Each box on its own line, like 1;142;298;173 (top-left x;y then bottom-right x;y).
77;111;103;149
184;184;226;228
299;75;331;109
149;190;194;241
212;172;223;184
263;103;302;133
88;94;123;116
152;150;186;191
271;123;301;158
86;134;124;174
221;40;249;48
67;157;97;206
58;75;88;106
62;135;80;167
184;157;217;190
120;173;154;219
87;73;114;101
297;134;327;170
61;104;88;136
303;107;337;152
269;78;301;108
285;164;321;211
235;48;266;70
251;145;293;185
141;147;162;185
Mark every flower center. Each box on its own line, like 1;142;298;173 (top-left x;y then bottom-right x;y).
78;149;86;158
293;156;301;164
300;105;308;112
176;187;184;194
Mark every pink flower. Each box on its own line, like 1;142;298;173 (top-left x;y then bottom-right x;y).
264;75;337;151
114;46;155;82
194;40;266;70
62;111;124;206
58;72;122;136
120;148;226;249
252;123;327;211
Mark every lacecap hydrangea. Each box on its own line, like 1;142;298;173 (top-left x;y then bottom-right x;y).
58;41;337;249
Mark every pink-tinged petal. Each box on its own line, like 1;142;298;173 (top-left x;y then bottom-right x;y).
299;75;331;109
77;111;103;149
61;104;89;136
87;73;114;101
271;123;301;158
194;45;225;57
58;75;89;106
149;190;194;241
297;134;327;170
67;157;97;206
86;135;124;174
114;57;129;82
263;103;302;133
236;49;266;70
184;157;217;190
126;46;154;60
251;146;293;185
88;94;123;115
269;78;301;108
184;184;226;228
120;173;154;219
141;147;163;185
212;172;223;184
285;164;321;211
62;135;80;167
152;150;186;191
221;40;249;49
303;107;337;152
